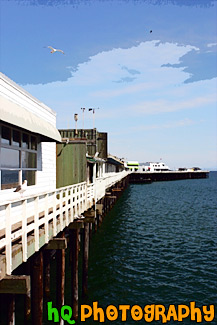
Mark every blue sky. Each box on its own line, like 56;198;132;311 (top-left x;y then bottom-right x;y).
1;0;217;169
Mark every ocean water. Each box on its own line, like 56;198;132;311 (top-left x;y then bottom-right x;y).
86;172;217;324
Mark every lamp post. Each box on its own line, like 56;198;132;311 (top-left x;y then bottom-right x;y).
88;107;99;129
74;113;78;135
81;108;85;130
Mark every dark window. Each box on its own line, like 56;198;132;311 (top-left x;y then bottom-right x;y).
12;130;21;147
1;170;19;190
1;148;20;168
21;152;37;168
22;170;36;186
1;126;11;145
0;124;38;190
31;136;37;150
22;133;29;149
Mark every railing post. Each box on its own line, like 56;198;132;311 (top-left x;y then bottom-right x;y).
59;191;63;231
34;196;39;251
22;199;27;262
44;194;49;244
85;183;88;211
53;192;57;237
70;187;74;223
77;186;81;215
65;189;69;226
5;203;12;275
75;187;78;217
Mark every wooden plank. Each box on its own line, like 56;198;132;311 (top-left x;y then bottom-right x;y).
44;238;67;250
0;275;30;294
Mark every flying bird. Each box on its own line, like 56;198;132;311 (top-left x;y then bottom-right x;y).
47;46;65;54
150;30;152;33
14;180;28;196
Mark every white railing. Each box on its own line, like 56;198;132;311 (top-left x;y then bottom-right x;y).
95;171;129;201
0;171;128;277
0;182;88;276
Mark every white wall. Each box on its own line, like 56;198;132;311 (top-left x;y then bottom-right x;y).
0;73;58;198
36;142;56;191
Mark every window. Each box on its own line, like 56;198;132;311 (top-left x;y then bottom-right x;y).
0;124;38;190
1;170;19;189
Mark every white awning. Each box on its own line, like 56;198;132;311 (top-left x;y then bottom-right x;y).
0;96;61;142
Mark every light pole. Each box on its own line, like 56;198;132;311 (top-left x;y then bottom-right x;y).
74;113;78;135
81;107;85;129
88;107;99;129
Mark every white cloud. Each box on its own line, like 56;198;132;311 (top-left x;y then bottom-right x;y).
207;43;217;48
23;40;216;168
124;91;216;116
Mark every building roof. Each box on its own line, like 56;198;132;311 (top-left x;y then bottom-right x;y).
107;155;124;166
0;73;61;142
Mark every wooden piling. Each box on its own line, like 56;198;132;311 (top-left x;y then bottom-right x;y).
43;250;51;299
89;222;93;238
0;275;31;325
56;233;65;313
70;228;79;321
24;290;31;324
6;294;15;325
82;223;89;299
31;251;43;325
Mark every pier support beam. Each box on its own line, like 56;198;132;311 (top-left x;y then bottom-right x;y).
56;233;66;316
1;294;15;325
31;251;43;325
0;275;31;325
82;223;89;299
44;236;67;322
43;250;51;300
69;228;79;321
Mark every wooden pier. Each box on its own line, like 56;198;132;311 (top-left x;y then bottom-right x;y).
0;172;129;324
129;170;209;183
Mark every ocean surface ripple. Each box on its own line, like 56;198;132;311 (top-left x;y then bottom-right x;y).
88;172;217;324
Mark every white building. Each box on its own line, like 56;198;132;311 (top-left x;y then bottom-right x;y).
105;154;125;173
0;72;61;200
125;161;139;172
139;162;170;172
